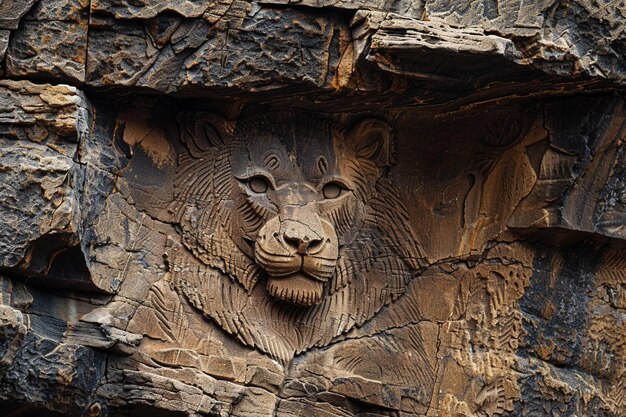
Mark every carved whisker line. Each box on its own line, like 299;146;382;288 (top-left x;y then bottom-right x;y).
327;208;342;234
255;247;297;264
332;257;354;293
240;263;262;291
305;255;337;262
326;203;356;237
246;194;272;218
237;198;265;232
339;204;355;236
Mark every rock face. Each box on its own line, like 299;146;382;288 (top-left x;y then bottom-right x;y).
0;2;625;417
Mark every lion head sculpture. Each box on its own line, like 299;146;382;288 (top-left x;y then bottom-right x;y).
169;112;424;361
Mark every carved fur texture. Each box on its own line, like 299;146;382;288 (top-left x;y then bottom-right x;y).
170;112;424;362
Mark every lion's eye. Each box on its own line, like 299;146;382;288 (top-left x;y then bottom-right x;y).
248;176;269;193
322;182;343;199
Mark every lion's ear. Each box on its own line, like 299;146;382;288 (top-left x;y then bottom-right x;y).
348;119;394;168
179;112;234;157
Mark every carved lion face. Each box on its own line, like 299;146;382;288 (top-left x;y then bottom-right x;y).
172;112;423;360
231;117;392;306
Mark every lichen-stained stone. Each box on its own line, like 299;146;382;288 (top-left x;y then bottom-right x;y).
1;1;626;416
0;87;626;416
421;0;557;29
0;80;84;274
0;0;36;30
86;6;350;94
262;0;626;84
351;9;625;106
490;0;626;81
1;0;625;99
358;11;532;92
513;244;626;416
430;0;626;82
0;275;107;416
0;79;89;133
6;21;87;84
26;0;89;20
90;0;233;20
508;96;626;240
5;0;88;84
0;80;119;293
78;1;626;107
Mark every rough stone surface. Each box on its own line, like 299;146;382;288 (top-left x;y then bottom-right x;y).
0;30;10;63
0;0;36;30
5;0;89;84
0;1;625;417
86;6;350;94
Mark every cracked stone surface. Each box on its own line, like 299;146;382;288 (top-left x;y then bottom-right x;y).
0;1;625;417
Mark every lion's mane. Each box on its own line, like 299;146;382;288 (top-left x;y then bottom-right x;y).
170;113;424;362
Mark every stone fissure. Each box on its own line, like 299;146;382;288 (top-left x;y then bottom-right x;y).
0;2;625;417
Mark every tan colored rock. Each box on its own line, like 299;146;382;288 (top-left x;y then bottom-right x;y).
0;1;625;416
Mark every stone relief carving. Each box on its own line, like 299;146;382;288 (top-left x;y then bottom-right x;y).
55;104;612;417
160;112;425;361
1;0;626;413
1;91;625;415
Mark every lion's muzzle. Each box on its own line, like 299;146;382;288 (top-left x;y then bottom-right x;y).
254;214;338;306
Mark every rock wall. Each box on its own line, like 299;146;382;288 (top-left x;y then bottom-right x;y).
0;1;625;417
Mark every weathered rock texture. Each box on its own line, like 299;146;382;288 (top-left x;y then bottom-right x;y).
0;1;625;417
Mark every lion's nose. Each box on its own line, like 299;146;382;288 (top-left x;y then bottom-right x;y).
283;230;323;255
